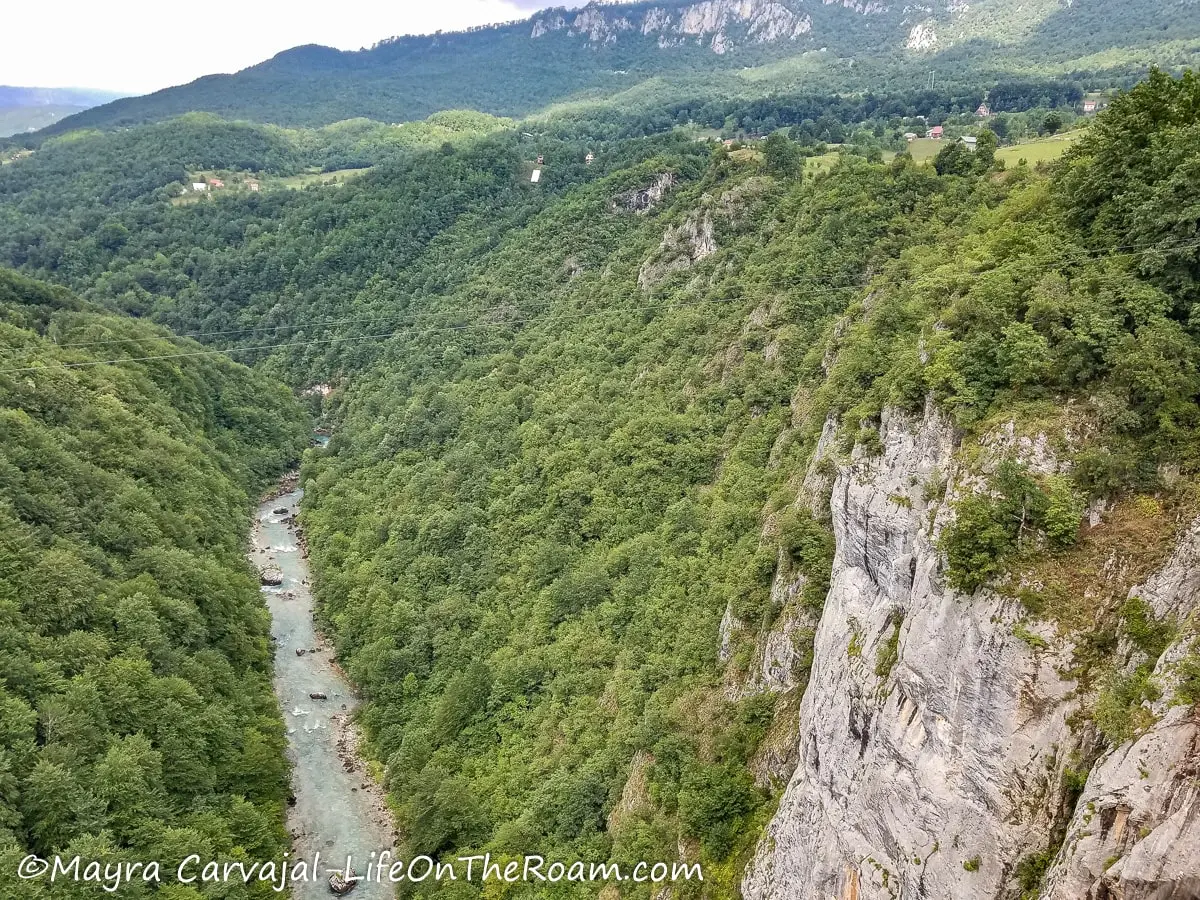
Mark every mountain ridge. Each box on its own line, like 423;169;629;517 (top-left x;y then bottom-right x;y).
27;0;1198;136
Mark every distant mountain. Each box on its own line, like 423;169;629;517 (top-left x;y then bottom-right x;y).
0;86;126;137
31;0;1200;134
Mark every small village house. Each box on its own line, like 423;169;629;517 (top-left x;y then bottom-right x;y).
585;152;594;165
960;135;978;151
530;168;541;183
1083;100;1097;113
904;132;918;142
247;180;260;192
207;177;224;189
976;103;991;117
926;126;944;140
192;182;207;192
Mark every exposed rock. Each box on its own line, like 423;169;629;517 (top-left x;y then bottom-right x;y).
743;401;1081;900
611;173;675;214
260;567;284;586
1043;706;1200;900
638;212;716;289
797;415;838;520
532;0;814;51
906;20;938;50
1042;517;1200;900
608;750;655;830
718;600;739;665
530;14;566;38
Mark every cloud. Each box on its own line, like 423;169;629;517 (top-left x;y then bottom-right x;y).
0;0;579;94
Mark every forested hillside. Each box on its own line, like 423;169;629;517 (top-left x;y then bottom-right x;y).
0;47;1198;899
27;0;1200;135
0;269;309;894
292;70;1200;898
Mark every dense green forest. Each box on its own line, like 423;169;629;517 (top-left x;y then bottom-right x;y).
20;0;1200;136
1;41;1198;897
0;269;308;896
290;70;1200;897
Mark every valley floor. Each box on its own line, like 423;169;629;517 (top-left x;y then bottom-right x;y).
253;485;396;898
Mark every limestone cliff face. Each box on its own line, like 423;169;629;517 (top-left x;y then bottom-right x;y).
741;400;1200;899
531;0;822;52
743;403;1081;900
528;0;1055;55
1042;520;1200;900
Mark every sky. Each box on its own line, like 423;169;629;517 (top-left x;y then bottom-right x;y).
1;0;581;96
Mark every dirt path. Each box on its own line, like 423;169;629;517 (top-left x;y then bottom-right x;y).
252;485;396;899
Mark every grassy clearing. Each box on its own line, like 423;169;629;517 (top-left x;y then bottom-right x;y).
805;151;841;174
729;147;764;165
905;137;943;164
996;131;1082;167
276;167;372;189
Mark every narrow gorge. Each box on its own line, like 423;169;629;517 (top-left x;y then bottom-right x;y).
252;474;396;897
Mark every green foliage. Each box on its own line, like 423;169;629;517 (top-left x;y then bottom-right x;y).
762;132;802;177
1016;848;1055;898
941;462;1053;593
934;140;976;177
677;763;760;858
778;508;836;612
874;614;903;680
963;855;982;872
1121;598;1176;659
1058;69;1200;323
1175;646;1200;707
1093;665;1161;744
2;65;1200;898
0;270;306;877
1044;477;1085;549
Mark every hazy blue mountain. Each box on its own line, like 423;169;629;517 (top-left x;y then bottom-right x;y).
0;86;126;136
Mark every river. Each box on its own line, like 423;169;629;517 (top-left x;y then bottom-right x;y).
252;481;396;899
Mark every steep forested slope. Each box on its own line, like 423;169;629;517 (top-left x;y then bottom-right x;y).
0;62;1198;898
29;0;1199;134
0;269;308;893
291;71;1199;898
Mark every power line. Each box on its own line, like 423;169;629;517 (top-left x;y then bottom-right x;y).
0;294;767;376
6;231;1195;360
2;231;1195;372
0;276;874;365
15;274;875;353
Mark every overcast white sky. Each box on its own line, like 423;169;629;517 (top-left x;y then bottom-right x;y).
2;0;576;95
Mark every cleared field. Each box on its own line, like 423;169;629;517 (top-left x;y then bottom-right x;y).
905;137;943;164
276;167;372;189
901;131;1082;167
996;131;1082;166
806;151;841;174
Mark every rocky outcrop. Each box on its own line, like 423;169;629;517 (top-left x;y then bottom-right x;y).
743;402;1082;900
905;20;938;50
638;212;717;288
612;173;676;214
1042;518;1200;900
742;398;1200;899
531;0;815;50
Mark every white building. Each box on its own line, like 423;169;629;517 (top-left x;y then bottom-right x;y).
530;169;541;183
192;182;207;192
